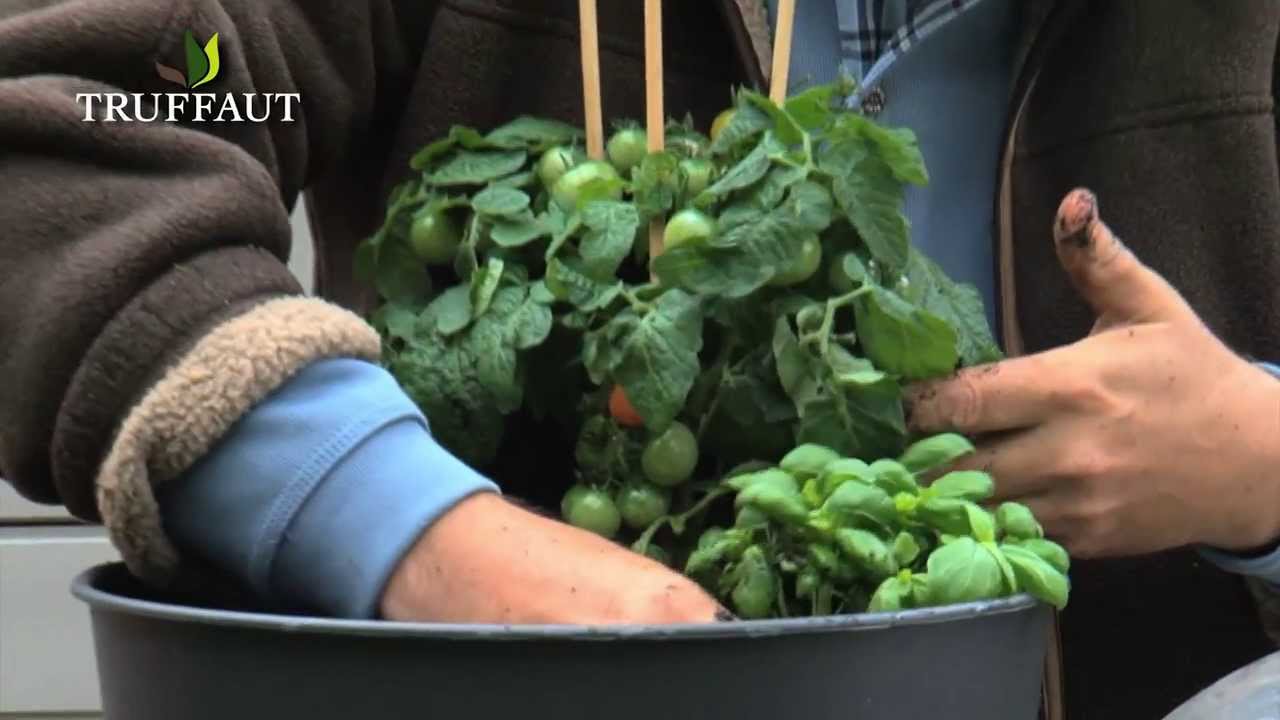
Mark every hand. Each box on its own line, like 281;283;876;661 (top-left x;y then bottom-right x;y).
380;493;727;624
905;189;1280;558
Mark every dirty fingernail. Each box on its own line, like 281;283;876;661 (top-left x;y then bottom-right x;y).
1055;189;1098;248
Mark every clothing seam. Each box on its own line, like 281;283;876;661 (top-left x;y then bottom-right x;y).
1019;94;1274;160
247;399;427;596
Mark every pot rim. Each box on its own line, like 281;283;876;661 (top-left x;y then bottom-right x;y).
72;562;1042;642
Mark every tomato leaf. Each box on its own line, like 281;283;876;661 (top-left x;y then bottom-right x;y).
586;290;704;431
652;243;773;299
854;286;958;381
470;257;505;318
747;163;807;210
580;201;639;280
903;249;1003;366
426;285;474;337
708;99;772;156
631;151;680;222
698;134;778;202
780;180;835;232
489;213;549;248
546;258;621;311
484;116;582;151
784;84;838;131
831;150;910;270
742;90;806;147
796;374;906;461
374;242;430;305
427;150;527;187
471;186;531;217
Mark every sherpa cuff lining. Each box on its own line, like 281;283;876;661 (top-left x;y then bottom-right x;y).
94;296;381;586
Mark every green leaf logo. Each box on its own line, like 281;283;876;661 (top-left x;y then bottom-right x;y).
156;30;220;88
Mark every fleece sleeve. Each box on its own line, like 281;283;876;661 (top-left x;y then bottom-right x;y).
0;0;434;585
158;359;499;618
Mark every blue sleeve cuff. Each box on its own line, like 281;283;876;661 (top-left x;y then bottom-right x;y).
1198;362;1280;585
157;358;499;618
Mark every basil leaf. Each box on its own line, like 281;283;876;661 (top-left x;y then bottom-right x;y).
779;444;841;481
898;433;975;475
1001;544;1070;610
1015;538;1071;575
929;470;995;502
925;537;1004;605
996;502;1045;541
834;528;897;579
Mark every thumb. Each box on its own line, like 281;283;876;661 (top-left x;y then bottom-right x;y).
1053;188;1194;326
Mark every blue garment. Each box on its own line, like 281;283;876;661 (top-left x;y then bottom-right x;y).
776;0;1015;329
158;358;498;618
1198;362;1280;584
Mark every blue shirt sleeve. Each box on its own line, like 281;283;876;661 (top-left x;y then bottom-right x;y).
156;358;499;618
1198;362;1280;584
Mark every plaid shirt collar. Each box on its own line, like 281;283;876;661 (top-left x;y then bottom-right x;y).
836;0;985;80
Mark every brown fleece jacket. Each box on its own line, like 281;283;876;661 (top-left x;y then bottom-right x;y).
0;1;1278;718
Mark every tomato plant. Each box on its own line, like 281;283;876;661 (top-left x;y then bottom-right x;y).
358;87;1064;622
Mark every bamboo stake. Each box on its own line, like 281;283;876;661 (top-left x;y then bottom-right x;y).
578;0;604;159
769;0;797;104
644;0;665;267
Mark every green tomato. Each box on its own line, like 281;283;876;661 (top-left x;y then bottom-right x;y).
408;208;462;265
616;483;672;530
663;208;717;250
710;108;736;143
828;251;856;294
551;160;622;210
561;485;621;538
769;233;822;286
606;128;648;176
538;146;578;190
679;158;716;197
544;270;572;302
641;421;699;487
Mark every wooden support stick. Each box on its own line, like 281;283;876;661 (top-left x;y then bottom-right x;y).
769;0;797;104
578;0;604;159
644;0;665;267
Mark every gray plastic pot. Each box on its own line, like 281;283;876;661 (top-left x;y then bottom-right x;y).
73;562;1051;720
